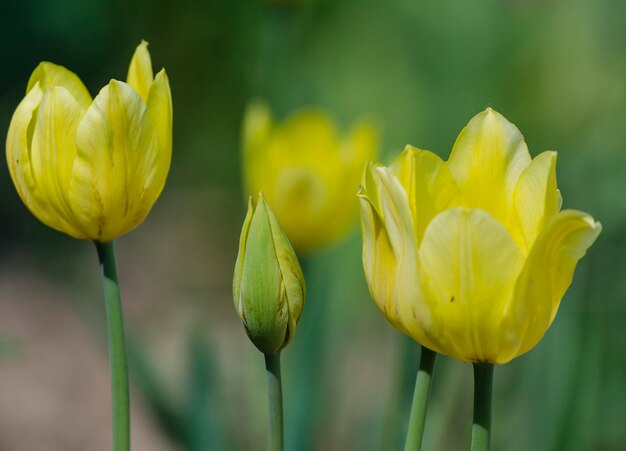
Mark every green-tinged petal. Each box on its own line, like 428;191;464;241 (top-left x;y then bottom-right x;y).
71;80;160;241
447;108;532;225
344;119;378;167
242;99;272;159
6;84;83;236
233;197;255;312
262;194;306;346
391;145;461;244
29;87;87;238
503;210;601;361
418;208;524;363
126;40;153;101
27;62;92;109
146;69;172;193
509;151;558;253
240;196;289;354
6;84;44;213
359;165;436;349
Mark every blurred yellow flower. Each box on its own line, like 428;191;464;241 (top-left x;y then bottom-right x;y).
242;100;378;254
233;193;306;354
6;41;172;242
358;108;601;364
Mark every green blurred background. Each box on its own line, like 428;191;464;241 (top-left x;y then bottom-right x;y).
0;0;625;450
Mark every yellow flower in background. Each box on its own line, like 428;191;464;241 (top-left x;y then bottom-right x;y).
6;41;172;242
242;100;378;254
233;193;306;354
358;108;601;364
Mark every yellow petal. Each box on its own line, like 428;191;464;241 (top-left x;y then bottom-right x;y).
418;207;524;363
6;84;45;219
447;108;532;225
344;119;378;168
358;164;435;347
27;62;92;109
29;87;87;238
146;69;173;194
509;151;558;253
71;80;160;241
391;146;461;245
126;40;153;101
242;100;272;159
503;210;601;361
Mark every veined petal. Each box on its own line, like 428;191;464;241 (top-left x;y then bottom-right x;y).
503;210;601;361
71;80;160;241
7;84;44;214
29;87;86;238
359;165;435;348
390;146;461;245
418;208;524;363
263;194;305;346
447;108;532;225
27;62;92;109
146;69;172;195
509;151;559;254
126;40;153;101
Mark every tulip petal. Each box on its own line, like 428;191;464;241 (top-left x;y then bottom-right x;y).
263;194;306;346
27;62;92;109
28;87;87;238
418;208;524;362
359;164;437;348
233;197;255;313
126;40;153;101
391;146;461;245
509;151;559;253
71;80;160;241
504;210;601;361
447;108;532;225
146;69;173;193
242;100;272;160
6;84;58;229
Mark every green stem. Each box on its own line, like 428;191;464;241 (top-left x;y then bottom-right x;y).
95;241;130;451
404;346;437;451
471;363;494;451
265;352;284;451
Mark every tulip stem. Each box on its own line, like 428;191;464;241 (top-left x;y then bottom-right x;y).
95;241;130;451
265;352;284;451
404;346;437;451
471;363;494;451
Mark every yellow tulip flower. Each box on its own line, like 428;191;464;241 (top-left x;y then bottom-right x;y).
242;100;378;253
358;108;601;364
6;41;172;242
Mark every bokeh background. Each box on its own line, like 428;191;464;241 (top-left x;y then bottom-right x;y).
1;0;625;450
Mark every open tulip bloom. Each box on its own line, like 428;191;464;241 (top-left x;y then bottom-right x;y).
242;100;378;254
6;41;172;451
358;108;601;450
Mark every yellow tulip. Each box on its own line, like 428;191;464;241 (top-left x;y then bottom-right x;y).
6;41;172;242
358;108;601;364
242;100;378;253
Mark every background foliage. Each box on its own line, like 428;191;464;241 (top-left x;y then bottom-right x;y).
0;0;624;450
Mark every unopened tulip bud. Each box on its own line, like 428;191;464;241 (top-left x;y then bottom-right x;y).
233;193;305;354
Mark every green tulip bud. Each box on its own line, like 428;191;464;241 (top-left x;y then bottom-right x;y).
233;193;306;354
